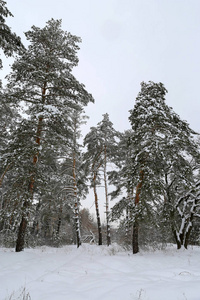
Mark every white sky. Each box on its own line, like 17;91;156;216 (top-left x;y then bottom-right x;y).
2;0;200;135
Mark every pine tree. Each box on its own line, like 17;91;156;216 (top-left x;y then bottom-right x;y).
128;81;199;252
4;19;94;251
84;126;103;245
0;0;23;69
83;114;119;246
0;1;23;189
110;130;135;246
96;113;119;246
61;108;89;247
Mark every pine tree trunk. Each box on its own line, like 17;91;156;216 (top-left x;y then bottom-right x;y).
0;164;10;188
56;216;62;236
32;202;41;236
74;201;81;248
132;218;139;254
125;206;129;242
16;215;28;252
132;170;144;254
73;152;81;248
15;82;46;252
93;172;102;245
103;145;111;246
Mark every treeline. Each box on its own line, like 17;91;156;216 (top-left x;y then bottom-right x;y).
0;2;200;253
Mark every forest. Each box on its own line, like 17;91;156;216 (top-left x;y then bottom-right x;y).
0;1;200;255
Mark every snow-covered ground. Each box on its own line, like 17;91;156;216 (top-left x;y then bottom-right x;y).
0;243;200;300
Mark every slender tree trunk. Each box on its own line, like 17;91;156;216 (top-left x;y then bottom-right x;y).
56;216;62;236
103;145;111;246
73;152;81;248
125;206;129;238
15;82;46;252
132;218;139;253
125;189;133;244
32;202;41;236
0;164;10;187
93;172;102;245
132;170;144;254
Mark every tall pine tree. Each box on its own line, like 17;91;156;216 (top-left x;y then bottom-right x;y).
128;81;199;252
4;19;94;251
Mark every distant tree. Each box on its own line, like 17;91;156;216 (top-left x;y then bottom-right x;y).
96;113;119;246
84;126;103;245
84;114;119;246
110;130;135;244
60;108;89;247
80;208;97;243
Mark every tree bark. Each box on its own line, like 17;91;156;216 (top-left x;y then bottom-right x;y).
16;216;28;252
103;145;111;246
16;198;29;252
73;153;81;248
93;172;102;245
0;164;10;187
132;218;139;254
72;114;82;248
56;216;62;236
31;202;41;236
15;82;46;252
132;170;144;254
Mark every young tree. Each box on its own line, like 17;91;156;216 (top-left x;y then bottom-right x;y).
84;114;119;246
4;19;94;251
110;130;135;246
96;113;119;246
60;108;89;247
84;127;103;245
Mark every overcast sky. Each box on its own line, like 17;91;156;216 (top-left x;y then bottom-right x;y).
2;0;200;136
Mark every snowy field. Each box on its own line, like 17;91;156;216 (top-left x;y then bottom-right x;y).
0;244;200;300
